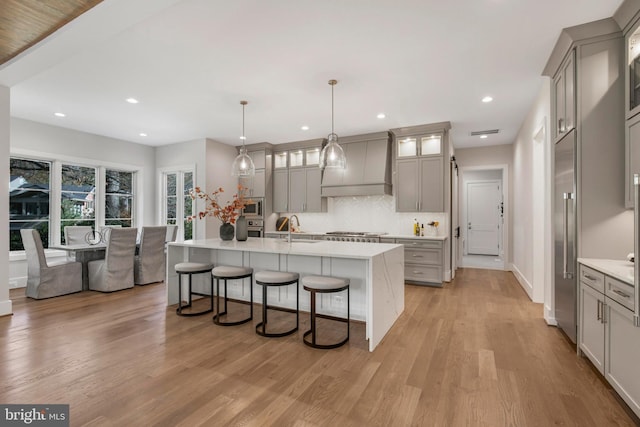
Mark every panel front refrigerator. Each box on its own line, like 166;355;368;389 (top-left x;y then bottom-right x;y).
554;129;577;343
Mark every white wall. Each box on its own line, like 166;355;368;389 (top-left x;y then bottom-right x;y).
511;80;550;305
11;118;157;225
454;144;514;268
155;138;238;239
0;86;11;316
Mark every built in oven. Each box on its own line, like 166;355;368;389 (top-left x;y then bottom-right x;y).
247;219;263;238
242;198;264;219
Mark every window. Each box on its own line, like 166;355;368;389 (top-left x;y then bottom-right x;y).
164;170;194;241
9;156;139;251
9;158;51;250
105;169;134;227
60;164;96;242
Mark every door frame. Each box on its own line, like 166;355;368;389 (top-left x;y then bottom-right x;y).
465;179;502;256
458;164;509;270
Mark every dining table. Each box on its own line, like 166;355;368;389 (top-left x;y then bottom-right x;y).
50;243;107;290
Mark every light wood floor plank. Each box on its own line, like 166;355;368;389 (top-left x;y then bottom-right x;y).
1;268;638;426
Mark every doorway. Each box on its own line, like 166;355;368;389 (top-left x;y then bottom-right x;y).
459;167;506;270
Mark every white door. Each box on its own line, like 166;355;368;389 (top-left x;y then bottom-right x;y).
467;180;501;255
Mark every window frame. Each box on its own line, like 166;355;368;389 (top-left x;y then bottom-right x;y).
9;149;142;253
158;165;196;242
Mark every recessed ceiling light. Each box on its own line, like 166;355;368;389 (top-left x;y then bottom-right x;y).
139;133;147;137
126;98;139;104
377;113;386;119
301;125;309;131
54;112;66;117
480;135;488;139
482;96;493;103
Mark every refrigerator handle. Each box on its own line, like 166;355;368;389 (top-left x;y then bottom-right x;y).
633;175;640;327
563;192;574;279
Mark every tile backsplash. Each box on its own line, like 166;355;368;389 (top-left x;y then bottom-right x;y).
278;195;447;236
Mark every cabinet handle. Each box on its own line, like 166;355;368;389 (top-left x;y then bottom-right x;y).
412;254;423;258
558;118;565;133
584;274;596;281
611;289;631;299
415;201;419;211
412;271;423;275
562;193;574;279
597;299;602;322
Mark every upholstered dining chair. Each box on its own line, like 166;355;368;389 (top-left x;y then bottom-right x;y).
20;229;83;299
166;224;178;243
63;225;94;260
134;226;167;285
88;227;138;292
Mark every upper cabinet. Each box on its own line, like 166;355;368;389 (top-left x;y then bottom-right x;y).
553;51;576;142
391;123;450;213
628;21;640;120
271;138;326;213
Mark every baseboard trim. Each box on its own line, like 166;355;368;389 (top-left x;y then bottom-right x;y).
545;305;557;325
511;264;533;301
0;299;13;317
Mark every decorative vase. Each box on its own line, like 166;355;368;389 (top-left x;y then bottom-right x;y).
236;215;248;241
220;222;234;241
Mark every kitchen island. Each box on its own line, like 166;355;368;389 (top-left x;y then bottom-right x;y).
167;238;404;351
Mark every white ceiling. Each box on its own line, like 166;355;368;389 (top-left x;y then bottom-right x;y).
0;0;624;149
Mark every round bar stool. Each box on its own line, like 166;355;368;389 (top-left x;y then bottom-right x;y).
175;262;215;316
255;271;300;337
212;266;253;326
302;276;350;349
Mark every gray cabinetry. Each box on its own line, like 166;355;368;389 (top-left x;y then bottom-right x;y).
579;279;605;373
626;98;640;207
289;167;326;213
553;50;576;142
396;238;443;285
577;261;640;418
605;297;640;418
394;140;444;213
273;169;289;213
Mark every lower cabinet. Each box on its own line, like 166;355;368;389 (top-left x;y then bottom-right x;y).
579;282;605;373
578;262;640;418
396;238;443;285
605;297;640;417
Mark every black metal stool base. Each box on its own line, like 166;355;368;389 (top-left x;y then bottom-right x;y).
176;270;214;317
255;276;299;338
303;283;350;349
212;273;253;327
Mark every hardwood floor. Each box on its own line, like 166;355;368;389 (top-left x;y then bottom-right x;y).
1;269;638;426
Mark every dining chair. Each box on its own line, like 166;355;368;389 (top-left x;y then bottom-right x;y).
166;224;178;243
63;225;94;260
88;227;138;292
134;226;167;285
20;229;83;299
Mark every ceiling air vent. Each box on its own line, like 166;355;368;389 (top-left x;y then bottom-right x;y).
470;129;499;136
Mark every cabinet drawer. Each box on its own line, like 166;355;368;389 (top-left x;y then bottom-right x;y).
405;248;441;265
605;276;635;312
580;265;605;293
397;239;443;249
404;264;441;283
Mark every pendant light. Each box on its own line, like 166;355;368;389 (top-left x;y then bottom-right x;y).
319;79;346;169
231;100;256;176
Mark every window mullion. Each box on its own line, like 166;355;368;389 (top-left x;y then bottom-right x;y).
95;166;105;229
51;161;62;245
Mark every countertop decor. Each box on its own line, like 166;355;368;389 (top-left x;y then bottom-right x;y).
188;185;247;225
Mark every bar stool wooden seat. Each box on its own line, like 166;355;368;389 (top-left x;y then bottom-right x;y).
212;266;253;326
175;262;215;316
302;275;350;349
255;271;300;337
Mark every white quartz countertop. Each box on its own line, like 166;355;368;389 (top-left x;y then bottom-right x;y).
264;231;447;241
170;237;403;259
578;258;634;285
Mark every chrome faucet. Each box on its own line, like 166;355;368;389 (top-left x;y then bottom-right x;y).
288;215;301;243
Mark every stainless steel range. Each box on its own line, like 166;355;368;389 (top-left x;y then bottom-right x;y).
324;231;385;243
